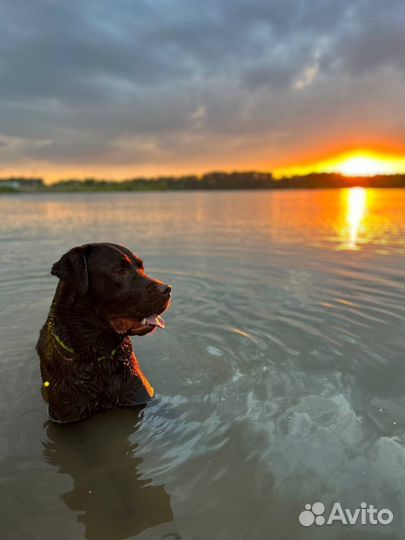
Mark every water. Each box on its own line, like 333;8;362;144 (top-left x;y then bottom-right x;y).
0;188;404;540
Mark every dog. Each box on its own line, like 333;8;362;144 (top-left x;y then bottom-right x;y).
36;243;171;423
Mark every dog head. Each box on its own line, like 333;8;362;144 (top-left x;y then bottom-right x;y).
51;243;171;336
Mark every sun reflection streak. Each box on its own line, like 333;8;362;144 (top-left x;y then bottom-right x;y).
342;187;367;250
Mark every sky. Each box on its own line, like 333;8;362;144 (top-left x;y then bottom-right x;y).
0;0;404;181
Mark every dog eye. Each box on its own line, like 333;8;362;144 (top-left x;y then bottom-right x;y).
112;267;130;277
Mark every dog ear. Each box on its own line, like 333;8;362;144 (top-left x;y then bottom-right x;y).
51;246;90;294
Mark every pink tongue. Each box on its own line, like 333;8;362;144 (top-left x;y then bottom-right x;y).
144;314;165;328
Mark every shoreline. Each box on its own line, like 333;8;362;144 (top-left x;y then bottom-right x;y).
1;172;404;194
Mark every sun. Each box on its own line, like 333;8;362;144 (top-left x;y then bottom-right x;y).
327;150;405;177
338;155;396;177
274;149;405;178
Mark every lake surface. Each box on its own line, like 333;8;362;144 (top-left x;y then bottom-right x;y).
0;189;404;540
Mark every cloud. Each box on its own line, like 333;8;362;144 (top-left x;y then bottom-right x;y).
0;0;403;177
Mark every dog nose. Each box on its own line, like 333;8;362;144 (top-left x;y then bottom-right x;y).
159;283;172;297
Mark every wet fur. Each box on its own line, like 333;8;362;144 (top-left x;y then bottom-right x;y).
36;243;170;423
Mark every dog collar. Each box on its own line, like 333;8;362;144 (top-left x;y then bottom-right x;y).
52;331;75;354
47;304;121;361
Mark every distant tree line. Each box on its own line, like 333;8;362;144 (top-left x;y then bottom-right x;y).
1;172;404;193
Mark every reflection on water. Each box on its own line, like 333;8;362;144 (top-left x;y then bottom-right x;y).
0;189;404;540
341;187;367;250
42;409;173;540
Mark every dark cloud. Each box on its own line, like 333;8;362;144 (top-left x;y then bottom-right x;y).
0;0;403;175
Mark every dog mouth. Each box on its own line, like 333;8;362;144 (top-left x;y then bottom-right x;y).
141;314;165;329
109;311;166;335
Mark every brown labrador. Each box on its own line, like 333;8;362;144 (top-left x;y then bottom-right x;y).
36;243;171;423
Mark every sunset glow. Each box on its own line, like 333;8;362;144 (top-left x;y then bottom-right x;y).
276;150;405;179
334;152;404;177
339;156;388;176
0;0;403;185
